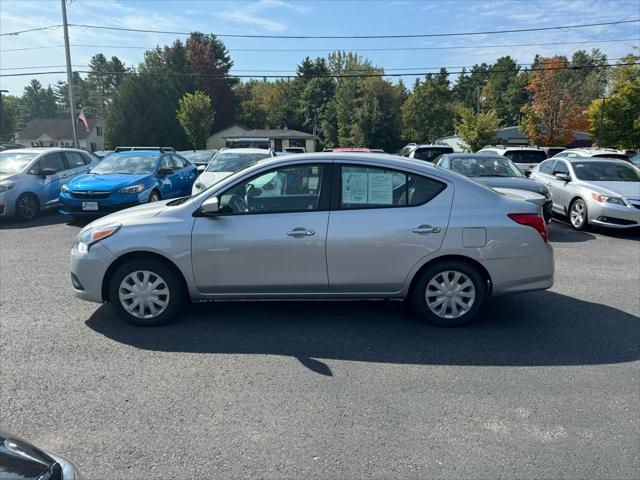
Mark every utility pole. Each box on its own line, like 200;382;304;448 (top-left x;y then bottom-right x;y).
0;89;8;142
61;0;78;147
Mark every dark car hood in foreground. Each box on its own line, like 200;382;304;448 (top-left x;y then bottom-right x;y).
0;431;58;480
474;176;549;195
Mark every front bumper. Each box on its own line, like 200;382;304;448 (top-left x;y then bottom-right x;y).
70;241;114;303
588;200;640;229
59;190;151;216
0;189;17;216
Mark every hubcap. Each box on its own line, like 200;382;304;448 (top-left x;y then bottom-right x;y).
118;270;170;319
570;201;585;227
19;196;36;219
425;270;476;319
150;193;160;202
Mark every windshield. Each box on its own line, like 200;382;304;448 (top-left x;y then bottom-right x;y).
0;152;38;174
572;161;640;182
181;151;213;164
91;154;159;174
206;152;271;173
450;156;523;178
504;150;547;164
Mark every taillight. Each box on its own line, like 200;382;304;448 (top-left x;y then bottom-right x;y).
508;213;549;243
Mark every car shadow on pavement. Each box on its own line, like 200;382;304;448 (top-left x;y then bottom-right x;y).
547;220;596;243
0;211;69;230
86;291;639;376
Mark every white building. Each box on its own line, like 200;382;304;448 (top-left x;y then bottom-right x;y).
207;125;318;152
16;117;105;152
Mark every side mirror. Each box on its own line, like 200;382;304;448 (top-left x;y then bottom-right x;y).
39;167;57;177
158;167;174;176
199;196;219;215
197;165;206;172
554;172;570;182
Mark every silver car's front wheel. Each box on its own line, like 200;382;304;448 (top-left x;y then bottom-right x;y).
109;259;185;326
425;270;476;319
118;270;170;319
569;198;588;230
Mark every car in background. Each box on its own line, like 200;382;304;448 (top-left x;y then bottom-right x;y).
399;144;454;163
191;148;274;195
553;147;629;161
0;142;25;151
59;151;197;217
114;146;175;153
477;146;547;176
0;430;81;479
332;148;371;152
178;149;217;168
284;146;306;154
0;148;98;220
530;157;640;230
541;146;565;158
70;152;553;328
435;153;553;222
92;150;113;159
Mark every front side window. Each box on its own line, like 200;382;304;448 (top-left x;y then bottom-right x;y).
553;161;569;175
159;156;175;171
31;153;65;173
218;164;326;215
91;154;159;174
340;165;445;209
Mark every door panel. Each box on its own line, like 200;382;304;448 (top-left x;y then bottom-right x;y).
192;212;329;293
327;165;453;293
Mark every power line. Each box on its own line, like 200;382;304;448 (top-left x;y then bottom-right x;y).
2;38;637;54
0;24;62;36
2;62;636;79
66;19;640;39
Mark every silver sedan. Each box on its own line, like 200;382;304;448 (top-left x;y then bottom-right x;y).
530;157;640;229
70;153;554;327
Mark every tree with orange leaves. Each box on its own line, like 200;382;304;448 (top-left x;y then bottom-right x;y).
519;56;589;146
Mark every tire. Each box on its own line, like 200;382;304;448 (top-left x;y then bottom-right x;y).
15;193;40;221
569;198;588;230
149;190;161;203
108;259;185;326
411;260;487;327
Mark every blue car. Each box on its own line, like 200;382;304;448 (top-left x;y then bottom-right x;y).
59;151;197;217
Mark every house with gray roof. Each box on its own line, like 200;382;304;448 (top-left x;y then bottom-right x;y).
207;125;318;152
16;117;105;152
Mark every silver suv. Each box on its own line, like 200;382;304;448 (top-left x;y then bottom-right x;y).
70;153;554;327
477;146;547;175
399;144;454;163
0;148;99;220
552;147;629;161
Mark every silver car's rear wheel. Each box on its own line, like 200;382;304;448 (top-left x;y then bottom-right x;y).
425;270;476;319
118;270;170;319
569;198;588;230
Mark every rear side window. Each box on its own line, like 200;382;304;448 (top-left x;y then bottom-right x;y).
339;165;445;209
539;160;555;174
65;151;86;168
504;150;547;164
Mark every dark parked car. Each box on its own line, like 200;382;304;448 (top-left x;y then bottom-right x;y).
435;153;553;222
0;431;81;479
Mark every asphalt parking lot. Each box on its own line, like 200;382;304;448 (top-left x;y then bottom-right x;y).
1;213;638;479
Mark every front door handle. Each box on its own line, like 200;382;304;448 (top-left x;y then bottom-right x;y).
412;225;441;234
287;227;315;238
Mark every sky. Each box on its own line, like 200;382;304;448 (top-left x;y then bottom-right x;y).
1;0;639;95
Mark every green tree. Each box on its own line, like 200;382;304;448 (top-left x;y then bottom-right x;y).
84;54;128;116
54;71;89;115
481;56;529;124
177;91;214;149
0;94;22;141
587;54;640;149
402;69;455;142
21;80;59;120
456;107;502;152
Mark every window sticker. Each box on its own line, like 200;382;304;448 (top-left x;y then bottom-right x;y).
342;171;367;204
367;172;394;204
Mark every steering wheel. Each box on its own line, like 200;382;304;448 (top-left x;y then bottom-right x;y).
228;194;247;213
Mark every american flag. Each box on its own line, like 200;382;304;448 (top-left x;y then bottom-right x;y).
78;111;90;133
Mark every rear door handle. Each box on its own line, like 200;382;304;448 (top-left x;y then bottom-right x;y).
412;225;441;234
287;227;315;238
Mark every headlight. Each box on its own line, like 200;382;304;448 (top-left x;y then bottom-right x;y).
74;223;121;253
118;184;145;194
61;184;71;193
0;181;15;192
591;192;626;206
195;182;205;190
